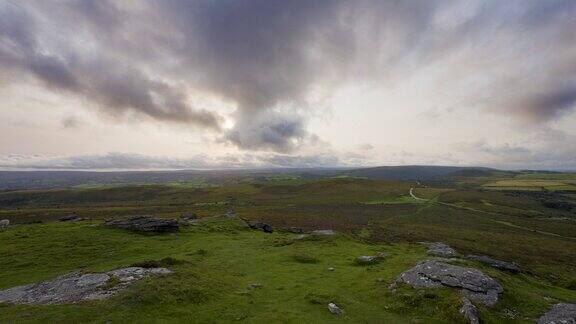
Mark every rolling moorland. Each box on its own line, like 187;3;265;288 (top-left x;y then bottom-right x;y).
0;166;575;323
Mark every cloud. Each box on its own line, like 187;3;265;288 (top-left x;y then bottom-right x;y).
0;2;222;130
454;133;576;170
223;110;311;153
358;143;374;151
2;0;576;152
0;151;361;170
61;116;80;129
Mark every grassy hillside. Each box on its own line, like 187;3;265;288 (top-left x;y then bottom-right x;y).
1;218;575;323
342;166;513;181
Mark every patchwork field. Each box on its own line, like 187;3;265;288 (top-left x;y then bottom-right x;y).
482;179;576;191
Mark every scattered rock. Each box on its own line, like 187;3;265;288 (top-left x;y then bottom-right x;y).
0;267;172;305
537;303;576;324
181;212;197;221
105;216;179;233
239;217;273;233
288;227;305;234
356;253;385;265
59;214;82;222
421;242;458;258
466;254;520;273
0;219;9;230
460;297;480;324
247;221;273;233
247;283;262;289
395;260;503;306
311;230;336;236
328;302;343;315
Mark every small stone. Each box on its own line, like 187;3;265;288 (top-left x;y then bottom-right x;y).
356;256;379;265
460;297;480;324
328;267;335;271
59;214;80;222
181;212;197;220
245;221;273;233
311;230;336;236
328;302;343;315
0;219;9;230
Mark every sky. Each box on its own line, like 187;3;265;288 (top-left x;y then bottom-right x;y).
1;0;576;170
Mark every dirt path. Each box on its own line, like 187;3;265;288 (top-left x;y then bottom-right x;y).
409;187;576;241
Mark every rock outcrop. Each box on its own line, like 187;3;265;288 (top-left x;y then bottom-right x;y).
421;242;458;258
466;254;520;273
105;216;179;233
0;267;172;305
395;260;503;306
537;303;576;324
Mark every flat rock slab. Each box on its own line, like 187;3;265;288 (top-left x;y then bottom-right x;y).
395;260;503;306
105;216;179;233
421;242;458;258
0;267;172;305
466;254;520;273
538;303;576;324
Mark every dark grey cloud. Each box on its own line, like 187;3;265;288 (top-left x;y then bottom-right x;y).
224;111;311;153
0;2;222;129
523;85;576;122
1;0;576;151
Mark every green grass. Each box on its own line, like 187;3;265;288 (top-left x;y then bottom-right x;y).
1;219;574;323
362;195;425;205
1;178;576;322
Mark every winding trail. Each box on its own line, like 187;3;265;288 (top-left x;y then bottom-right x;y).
409;187;426;201
408;187;576;241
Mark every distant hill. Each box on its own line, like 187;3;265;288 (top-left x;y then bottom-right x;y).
0;168;346;190
341;165;513;180
0;166;516;189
